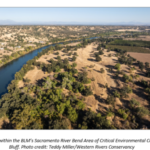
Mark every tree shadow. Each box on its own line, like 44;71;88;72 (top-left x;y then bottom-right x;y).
94;94;106;105
93;69;101;73
87;58;96;62
132;88;149;103
36;78;45;86
97;83;105;88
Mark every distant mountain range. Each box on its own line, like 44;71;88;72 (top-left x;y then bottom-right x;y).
0;20;150;26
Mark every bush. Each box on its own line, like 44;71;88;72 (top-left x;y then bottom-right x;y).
98;50;104;55
54;66;61;72
73;52;78;56
100;68;105;73
68;52;72;56
123;74;132;82
57;56;61;60
72;82;84;93
120;86;132;98
114;63;121;71
63;58;69;65
136;107;150;118
146;70;150;78
106;95;115;105
108;54;111;57
118;109;128;120
129;98;140;109
67;106;78;123
113;90;120;98
145;62;149;69
91;77;95;81
72;56;77;61
72;63;77;68
55;52;59;55
96;55;102;62
107;111;114;117
82;86;93;96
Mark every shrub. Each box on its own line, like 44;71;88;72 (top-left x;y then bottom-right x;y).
113;90;120;98
120;86;132;98
77;71;89;84
72;82;84;93
55;52;59;55
118;109;128;120
67;106;78;123
68;52;72;56
57;56;61;60
100;68;105;73
82;86;93;96
63;58;69;65
54;66;61;72
108;54;111;57
73;52;78;56
106;95;115;105
123;74;132;82
91;77;95;81
76;101;85;110
98;50;104;55
107;111;114;117
145;62;149;69
72;56;77;61
96;55;102;62
72;63;77;68
43;77;55;89
129;98;140;109
114;63;121;71
146;70;150;78
136;107;150;118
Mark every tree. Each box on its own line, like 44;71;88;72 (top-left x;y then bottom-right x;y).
106;95;115;105
136;107;150;118
96;55;102;62
129;98;140;109
43;77;54;89
113;90;120;98
67;106;78;123
98;50;104;55
100;68;105;73
139;62;144;71
145;62;149;69
72;56;76;61
114;63;121;71
82;86;93;96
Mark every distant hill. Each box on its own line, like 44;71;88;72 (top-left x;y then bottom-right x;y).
0;20;150;26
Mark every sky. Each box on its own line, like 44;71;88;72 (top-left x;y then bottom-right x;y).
0;8;150;24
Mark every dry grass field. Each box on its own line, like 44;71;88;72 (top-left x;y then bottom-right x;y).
17;42;150;128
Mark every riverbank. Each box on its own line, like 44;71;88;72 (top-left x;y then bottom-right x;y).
0;35;99;69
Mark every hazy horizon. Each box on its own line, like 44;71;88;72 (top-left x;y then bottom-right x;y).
0;8;150;25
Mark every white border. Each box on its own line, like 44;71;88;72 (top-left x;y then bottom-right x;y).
0;0;150;7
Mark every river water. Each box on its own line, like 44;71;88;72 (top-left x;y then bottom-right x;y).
0;37;98;98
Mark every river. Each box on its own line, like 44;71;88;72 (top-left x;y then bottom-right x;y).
0;37;99;98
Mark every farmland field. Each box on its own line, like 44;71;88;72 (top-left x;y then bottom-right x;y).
106;45;150;53
127;52;150;63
